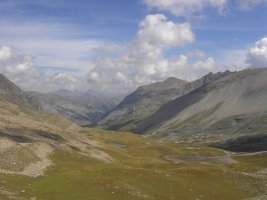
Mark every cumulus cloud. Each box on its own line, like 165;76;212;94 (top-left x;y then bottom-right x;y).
247;37;267;68
136;14;194;48
144;0;227;17
87;14;216;95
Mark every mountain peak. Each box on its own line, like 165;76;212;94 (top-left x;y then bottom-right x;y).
164;77;178;83
164;77;189;85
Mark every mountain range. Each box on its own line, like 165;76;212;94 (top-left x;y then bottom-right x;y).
1;68;267;146
0;74;121;126
99;70;232;131
99;68;267;145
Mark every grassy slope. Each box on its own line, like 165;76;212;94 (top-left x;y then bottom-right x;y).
0;128;266;200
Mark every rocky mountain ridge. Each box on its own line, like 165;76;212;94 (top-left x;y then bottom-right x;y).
99;70;233;131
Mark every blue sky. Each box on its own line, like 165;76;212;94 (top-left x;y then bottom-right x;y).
0;0;267;95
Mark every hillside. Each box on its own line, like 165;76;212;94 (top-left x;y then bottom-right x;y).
0;93;87;177
100;71;232;131
135;68;267;143
0;74;40;110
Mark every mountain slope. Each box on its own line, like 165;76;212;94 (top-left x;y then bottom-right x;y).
0;75;108;177
0;92;92;177
135;68;267;142
99;77;189;131
0;74;40;110
99;71;233;131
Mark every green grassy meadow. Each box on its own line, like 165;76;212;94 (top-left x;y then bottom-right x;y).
0;128;266;200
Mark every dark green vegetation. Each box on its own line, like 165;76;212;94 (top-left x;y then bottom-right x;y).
0;129;267;200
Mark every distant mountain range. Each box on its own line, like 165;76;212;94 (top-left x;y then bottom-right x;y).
0;74;121;126
53;89;121;116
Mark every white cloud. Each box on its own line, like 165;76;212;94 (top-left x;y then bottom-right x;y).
48;72;76;84
0;46;12;61
168;55;216;81
87;14;216;95
215;49;248;71
144;0;267;16
193;57;215;71
144;0;227;17
137;14;194;48
235;0;266;10
247;37;267;68
0;47;37;76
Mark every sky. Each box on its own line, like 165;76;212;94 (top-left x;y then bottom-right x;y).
0;0;267;96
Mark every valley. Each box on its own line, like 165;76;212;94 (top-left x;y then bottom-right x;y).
1;70;267;200
1;129;267;200
1;1;267;199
